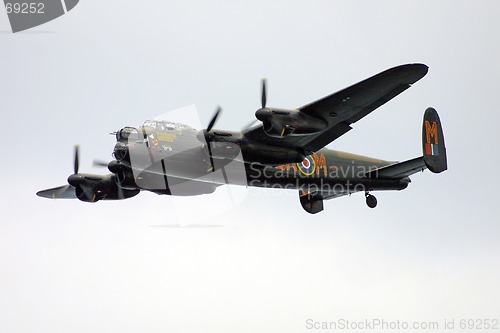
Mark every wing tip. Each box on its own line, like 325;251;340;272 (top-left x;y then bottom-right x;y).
36;185;77;199
400;63;429;82
411;62;429;75
36;190;54;199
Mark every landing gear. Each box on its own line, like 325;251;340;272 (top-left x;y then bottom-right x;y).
365;192;377;208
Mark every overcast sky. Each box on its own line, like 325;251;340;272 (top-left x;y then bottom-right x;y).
1;1;499;332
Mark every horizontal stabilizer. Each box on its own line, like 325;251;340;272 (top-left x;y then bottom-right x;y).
366;157;426;179
36;185;77;199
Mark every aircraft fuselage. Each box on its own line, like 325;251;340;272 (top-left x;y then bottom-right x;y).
111;120;408;198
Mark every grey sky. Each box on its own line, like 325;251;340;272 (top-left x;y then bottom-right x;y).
1;1;499;332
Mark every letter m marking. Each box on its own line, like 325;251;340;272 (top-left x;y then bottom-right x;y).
425;121;439;144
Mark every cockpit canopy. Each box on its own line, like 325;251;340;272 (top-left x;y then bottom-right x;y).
142;120;196;132
115;121;196;143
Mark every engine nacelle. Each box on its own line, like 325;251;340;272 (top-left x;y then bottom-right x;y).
255;108;327;138
107;160;137;189
75;186;140;202
69;173;140;202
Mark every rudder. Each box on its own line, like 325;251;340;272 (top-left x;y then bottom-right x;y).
422;107;447;173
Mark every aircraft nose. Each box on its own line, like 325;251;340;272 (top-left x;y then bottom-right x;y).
116;127;139;142
113;142;128;161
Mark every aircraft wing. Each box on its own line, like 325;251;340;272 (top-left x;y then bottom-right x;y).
243;63;428;153
36;185;77;199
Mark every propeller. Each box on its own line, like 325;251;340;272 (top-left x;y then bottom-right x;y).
67;145;89;198
71;146;124;200
92;159;109;168
38;146;127;201
51;145;80;198
197;106;223;172
261;78;267;109
207;106;222;132
240;79;269;133
73;145;79;174
115;174;125;200
240;119;259;132
197;106;222;142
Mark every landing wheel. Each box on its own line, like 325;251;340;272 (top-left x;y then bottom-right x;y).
365;193;377;208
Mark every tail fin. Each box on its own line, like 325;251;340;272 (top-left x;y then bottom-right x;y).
422;107;447;173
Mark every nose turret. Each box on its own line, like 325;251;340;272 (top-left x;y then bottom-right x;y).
113;142;128;161
116;127;139;142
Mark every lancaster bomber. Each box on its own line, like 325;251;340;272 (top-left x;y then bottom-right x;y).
37;63;447;214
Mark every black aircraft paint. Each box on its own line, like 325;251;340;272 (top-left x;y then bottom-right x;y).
37;64;447;214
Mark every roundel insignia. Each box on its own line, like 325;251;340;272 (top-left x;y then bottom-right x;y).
297;155;316;176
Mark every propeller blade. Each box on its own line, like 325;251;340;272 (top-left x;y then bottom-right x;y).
118;183;124;200
200;106;222;170
206;141;215;172
261;79;267;108
207;106;222;132
111;174;125;200
74;145;80;174
241;119;259;132
93;160;109;168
